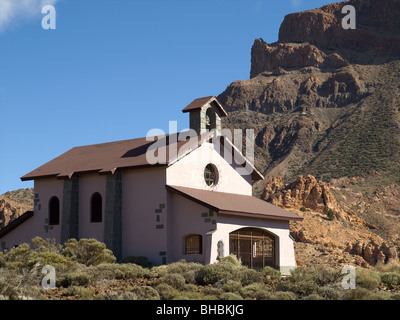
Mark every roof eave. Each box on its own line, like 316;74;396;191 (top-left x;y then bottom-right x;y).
218;210;304;222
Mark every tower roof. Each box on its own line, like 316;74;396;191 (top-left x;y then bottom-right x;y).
182;96;228;117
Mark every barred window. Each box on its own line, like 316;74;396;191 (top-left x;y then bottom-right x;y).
185;234;202;255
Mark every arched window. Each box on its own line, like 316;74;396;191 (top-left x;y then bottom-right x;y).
90;192;102;223
229;228;275;269
206;108;216;131
48;196;60;225
184;234;202;254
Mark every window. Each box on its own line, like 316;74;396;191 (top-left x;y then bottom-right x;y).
185;234;202;254
204;164;218;186
48;196;60;225
205;107;216;131
90;192;102;223
229;228;275;270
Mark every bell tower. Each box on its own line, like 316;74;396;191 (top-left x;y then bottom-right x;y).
182;96;228;136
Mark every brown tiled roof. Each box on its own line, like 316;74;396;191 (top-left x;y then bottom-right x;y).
21;133;210;181
21;131;263;181
182;96;228;117
0;211;34;239
166;185;303;221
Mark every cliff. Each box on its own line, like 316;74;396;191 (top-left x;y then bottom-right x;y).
218;0;400;267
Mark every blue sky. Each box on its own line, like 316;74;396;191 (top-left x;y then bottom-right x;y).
0;0;335;194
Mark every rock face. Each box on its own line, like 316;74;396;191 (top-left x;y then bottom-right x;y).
0;189;33;230
250;40;349;79
279;0;400;58
219;0;400;185
265;175;399;267
264;175;349;220
0;199;27;229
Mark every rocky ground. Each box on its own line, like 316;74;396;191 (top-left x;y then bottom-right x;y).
263;173;400;269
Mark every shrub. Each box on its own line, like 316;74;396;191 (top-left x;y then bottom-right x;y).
155;283;181;300
380;272;400;289
375;262;400;273
240;283;272;300
313;269;342;286
300;207;307;212
302;293;324;300
343;287;372;300
327;209;335;220
214;279;242;293
261;266;281;282
356;268;381;290
160;273;186;290
289;267;316;283
120;256;153;268
370;291;393;300
276;267;320;297
130;286;160;300
218;255;241;266
271;291;296;300
220;292;243;300
87;263;147;284
65;286;95;299
4;243;34;269
202;286;224;298
391;293;400;300
0;276;20;300
62;238;116;266
152;260;202;278
59;271;92;287
182;270;197;284
98;290;138;300
239;267;263;286
317;286;343;300
195;261;240;286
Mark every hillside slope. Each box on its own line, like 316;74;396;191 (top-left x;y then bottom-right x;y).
219;0;400;187
218;0;400;265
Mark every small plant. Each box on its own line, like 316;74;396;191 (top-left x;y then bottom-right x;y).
327;209;335;220
300;207;307;212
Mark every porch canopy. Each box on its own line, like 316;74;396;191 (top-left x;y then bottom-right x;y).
166;185;303;222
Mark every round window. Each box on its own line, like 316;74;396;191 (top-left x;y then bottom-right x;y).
204;164;218;186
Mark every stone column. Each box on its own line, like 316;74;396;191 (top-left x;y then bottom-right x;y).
61;176;79;243
104;171;123;261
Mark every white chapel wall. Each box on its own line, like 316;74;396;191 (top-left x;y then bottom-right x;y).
166;141;253;196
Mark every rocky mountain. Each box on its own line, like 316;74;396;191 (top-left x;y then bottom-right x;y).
0;189;33;230
219;0;400;267
219;0;400;188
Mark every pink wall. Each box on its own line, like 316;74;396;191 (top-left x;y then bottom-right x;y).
0;178;64;248
121;167;168;265
167;191;217;264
